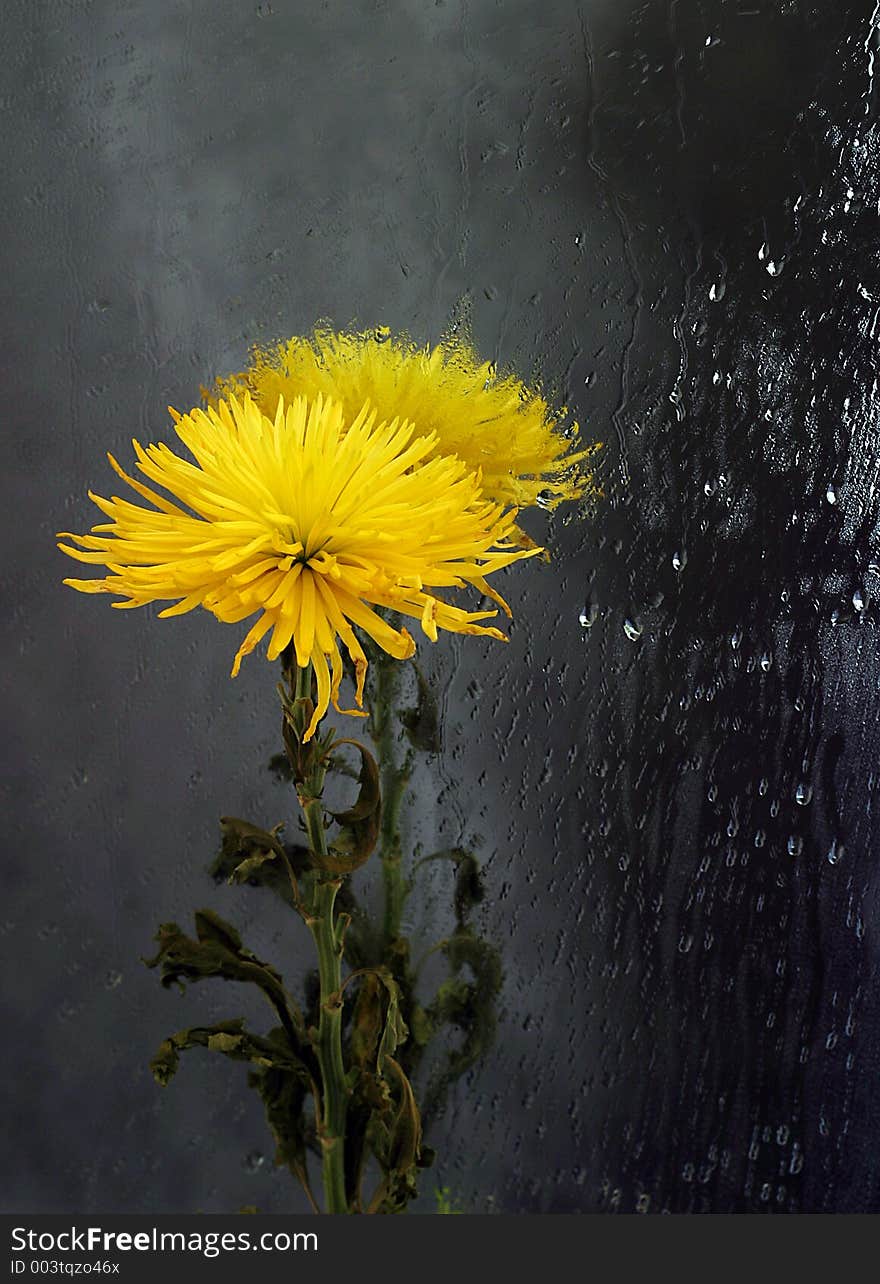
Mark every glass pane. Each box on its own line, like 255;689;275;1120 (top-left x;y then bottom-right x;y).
7;0;878;1214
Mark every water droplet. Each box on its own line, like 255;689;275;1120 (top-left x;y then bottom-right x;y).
795;783;813;806
787;835;803;856
730;628;742;651
758;241;769;262
243;1151;265;1173
853;588;868;612
765;258;785;277
760;651;773;672
709;280;726;302
826;484;838;505
672;549;687;571
578;602;599;630
535;489;554;510
373;326;391;344
827;840;845;866
623;617;643;642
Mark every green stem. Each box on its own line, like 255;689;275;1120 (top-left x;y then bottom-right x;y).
371;659;411;946
287;655;349;1214
294;659;311;703
307;874;349;1215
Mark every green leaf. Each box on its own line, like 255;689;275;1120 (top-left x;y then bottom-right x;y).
280;692;316;783
279;685;335;787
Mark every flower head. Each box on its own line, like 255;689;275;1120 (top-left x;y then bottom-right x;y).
210;326;597;512
59;393;537;739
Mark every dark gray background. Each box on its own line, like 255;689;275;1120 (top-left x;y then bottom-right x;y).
4;0;880;1213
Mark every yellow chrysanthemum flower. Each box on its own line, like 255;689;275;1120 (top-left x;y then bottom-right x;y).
210;327;596;512
59;393;538;739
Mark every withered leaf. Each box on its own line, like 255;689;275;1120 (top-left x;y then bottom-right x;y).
384;1057;422;1177
321;738;381;873
150;1019;309;1087
351;972;383;1069
365;1056;424;1214
217;817;285;885
350;968;408;1071
420;927;503;1125
144;912;303;1051
252;1055;312;1184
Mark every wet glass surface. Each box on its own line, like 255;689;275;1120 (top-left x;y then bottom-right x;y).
5;0;880;1213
